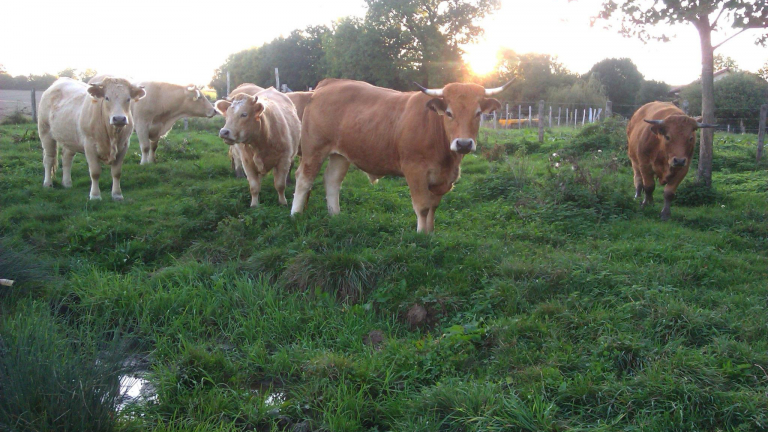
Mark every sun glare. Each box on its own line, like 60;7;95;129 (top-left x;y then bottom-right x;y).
464;43;500;77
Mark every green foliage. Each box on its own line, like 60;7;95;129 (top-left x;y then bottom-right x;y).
585;58;644;117
713;54;738;71
492;50;578;102
635;79;672;106
680;71;768;129
545;74;607;109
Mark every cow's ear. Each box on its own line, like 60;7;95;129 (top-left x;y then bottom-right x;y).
130;85;146;102
87;84;105;99
253;102;265;119
480;98;502;114
426;98;447;115
215;99;232;115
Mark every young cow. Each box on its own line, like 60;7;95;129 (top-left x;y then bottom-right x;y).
215;88;300;206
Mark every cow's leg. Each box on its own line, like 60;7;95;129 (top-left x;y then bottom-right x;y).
84;145;102;200
110;145;129;201
149;140;159;164
632;163;643;198
273;156;293;206
639;164;655;207
239;150;263;207
324;154;350;215
40;131;57;187
136;126;152;165
660;168;687;221
405;173;440;233
291;154;326;215
61;147;76;188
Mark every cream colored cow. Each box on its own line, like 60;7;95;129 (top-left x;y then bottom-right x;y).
215;87;300;206
38;77;145;200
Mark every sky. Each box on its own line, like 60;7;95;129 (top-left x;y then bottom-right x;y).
2;0;765;87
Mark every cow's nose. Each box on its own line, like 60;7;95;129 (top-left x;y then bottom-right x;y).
455;139;475;154
111;115;127;126
672;157;686;167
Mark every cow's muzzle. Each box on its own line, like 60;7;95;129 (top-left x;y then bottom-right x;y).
110;115;128;127
219;128;235;145
671;157;687;167
451;138;476;155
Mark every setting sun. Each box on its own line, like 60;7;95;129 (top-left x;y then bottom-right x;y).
463;43;501;77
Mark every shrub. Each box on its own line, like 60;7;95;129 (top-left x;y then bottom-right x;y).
1;110;32;125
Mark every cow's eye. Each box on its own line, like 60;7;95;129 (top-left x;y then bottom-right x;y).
689;136;694;142
446;111;453;118
105;96;110;101
240;112;248;117
475;111;482;118
664;135;670;140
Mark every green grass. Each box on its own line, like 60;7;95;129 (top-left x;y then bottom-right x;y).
1;118;767;431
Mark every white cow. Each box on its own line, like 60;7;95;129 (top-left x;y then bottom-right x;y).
38;77;145;200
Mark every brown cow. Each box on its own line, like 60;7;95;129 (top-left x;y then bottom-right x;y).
290;78;511;232
215;87;301;207
38;77;145;200
627;101;717;220
286;91;312;121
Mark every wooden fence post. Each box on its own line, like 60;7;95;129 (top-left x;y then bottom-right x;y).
518;105;522;130
757;104;767;162
582;109;586;126
183;118;188;131
682;99;689;115
31;89;37;123
275;68;280;90
493;111;497;130
226;71;230;95
605;100;612;119
566;108;569;127
558;107;561;126
538;100;545;143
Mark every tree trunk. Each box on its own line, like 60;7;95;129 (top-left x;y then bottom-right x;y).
696;17;716;187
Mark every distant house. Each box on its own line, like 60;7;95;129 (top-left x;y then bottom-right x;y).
668;67;735;98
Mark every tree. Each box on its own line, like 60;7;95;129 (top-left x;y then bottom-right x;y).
489;49;577;102
635;79;672;106
323;17;410;89
57;68;78;79
545;74;607;109
758;61;768;81
364;0;500;87
713;54;738;70
595;1;768;187
80;69;98;83
680;71;768;130
585;58;644;116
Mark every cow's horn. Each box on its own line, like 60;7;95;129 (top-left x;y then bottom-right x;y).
187;85;195;91
414;82;443;97
484;79;515;96
696;122;718;128
89;82;103;87
644;119;664;125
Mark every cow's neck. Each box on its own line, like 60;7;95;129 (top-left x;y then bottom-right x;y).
84;100;129;163
427;112;462;168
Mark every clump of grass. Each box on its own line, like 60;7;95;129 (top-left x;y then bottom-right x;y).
674;181;724;206
0;237;54;296
282;250;380;302
1;110;33;125
0;304;134;432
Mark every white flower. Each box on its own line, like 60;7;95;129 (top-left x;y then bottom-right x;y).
721;205;725;208
552;153;558;157
597;150;602;153
554;162;560;168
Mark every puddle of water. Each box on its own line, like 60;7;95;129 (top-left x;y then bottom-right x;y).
118;373;157;410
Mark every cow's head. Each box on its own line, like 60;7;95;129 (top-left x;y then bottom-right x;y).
415;80;512;154
88;77;145;127
184;85;217;118
644;115;717;169
214;93;265;145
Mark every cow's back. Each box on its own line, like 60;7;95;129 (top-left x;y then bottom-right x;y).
302;79;417;176
286;91;312;121
230;83;265;98
39;78;88;147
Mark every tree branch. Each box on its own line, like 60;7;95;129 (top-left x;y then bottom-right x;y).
710;5;726;30
712;28;749;51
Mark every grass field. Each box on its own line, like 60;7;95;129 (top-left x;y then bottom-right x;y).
1;117;767;431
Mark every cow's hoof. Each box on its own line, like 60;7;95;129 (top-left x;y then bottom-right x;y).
89;195;102;201
63;182;72;188
43;183;53;188
660;211;671;221
112;194;124;201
